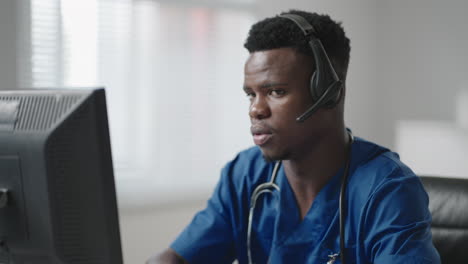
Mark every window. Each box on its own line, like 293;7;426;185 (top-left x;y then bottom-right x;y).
21;0;255;203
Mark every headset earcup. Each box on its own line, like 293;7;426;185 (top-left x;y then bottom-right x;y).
310;70;342;108
310;71;319;101
324;82;342;108
329;84;342;107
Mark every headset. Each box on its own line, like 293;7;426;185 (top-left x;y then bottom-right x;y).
246;13;350;264
280;13;343;123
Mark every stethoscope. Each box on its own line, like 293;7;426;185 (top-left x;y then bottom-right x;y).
247;131;354;264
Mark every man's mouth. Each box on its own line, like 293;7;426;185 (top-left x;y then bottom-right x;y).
252;133;273;146
251;125;273;146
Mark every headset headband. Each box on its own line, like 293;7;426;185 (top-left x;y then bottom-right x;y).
280;14;318;38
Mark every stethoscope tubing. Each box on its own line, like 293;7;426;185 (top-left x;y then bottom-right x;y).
247;162;281;264
338;135;353;264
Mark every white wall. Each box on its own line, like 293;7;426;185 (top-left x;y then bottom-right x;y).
375;0;468;177
0;0;18;90
376;0;468;148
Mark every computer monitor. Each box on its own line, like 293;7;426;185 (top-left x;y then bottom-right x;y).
0;88;123;263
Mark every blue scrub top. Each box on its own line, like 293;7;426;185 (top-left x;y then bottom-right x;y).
171;137;441;263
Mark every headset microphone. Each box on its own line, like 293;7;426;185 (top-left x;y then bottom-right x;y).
279;14;343;123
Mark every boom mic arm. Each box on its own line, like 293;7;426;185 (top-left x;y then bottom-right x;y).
296;80;342;123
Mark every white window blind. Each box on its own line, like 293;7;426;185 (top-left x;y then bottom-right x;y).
20;0;255;205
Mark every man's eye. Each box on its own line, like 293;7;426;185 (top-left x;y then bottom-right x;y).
270;89;285;97
245;92;255;99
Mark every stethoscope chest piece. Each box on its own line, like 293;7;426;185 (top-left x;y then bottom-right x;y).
327;253;339;264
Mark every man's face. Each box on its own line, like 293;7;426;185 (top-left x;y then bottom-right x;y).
243;48;333;161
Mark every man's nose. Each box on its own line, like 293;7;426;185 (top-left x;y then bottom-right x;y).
249;96;271;120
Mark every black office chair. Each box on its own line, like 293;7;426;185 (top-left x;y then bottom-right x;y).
419;176;468;264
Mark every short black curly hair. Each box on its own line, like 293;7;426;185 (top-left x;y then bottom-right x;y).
244;10;351;81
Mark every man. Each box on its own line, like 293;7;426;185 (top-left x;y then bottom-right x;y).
148;10;440;263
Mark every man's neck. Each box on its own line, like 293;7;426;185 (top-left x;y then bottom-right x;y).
282;128;350;219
